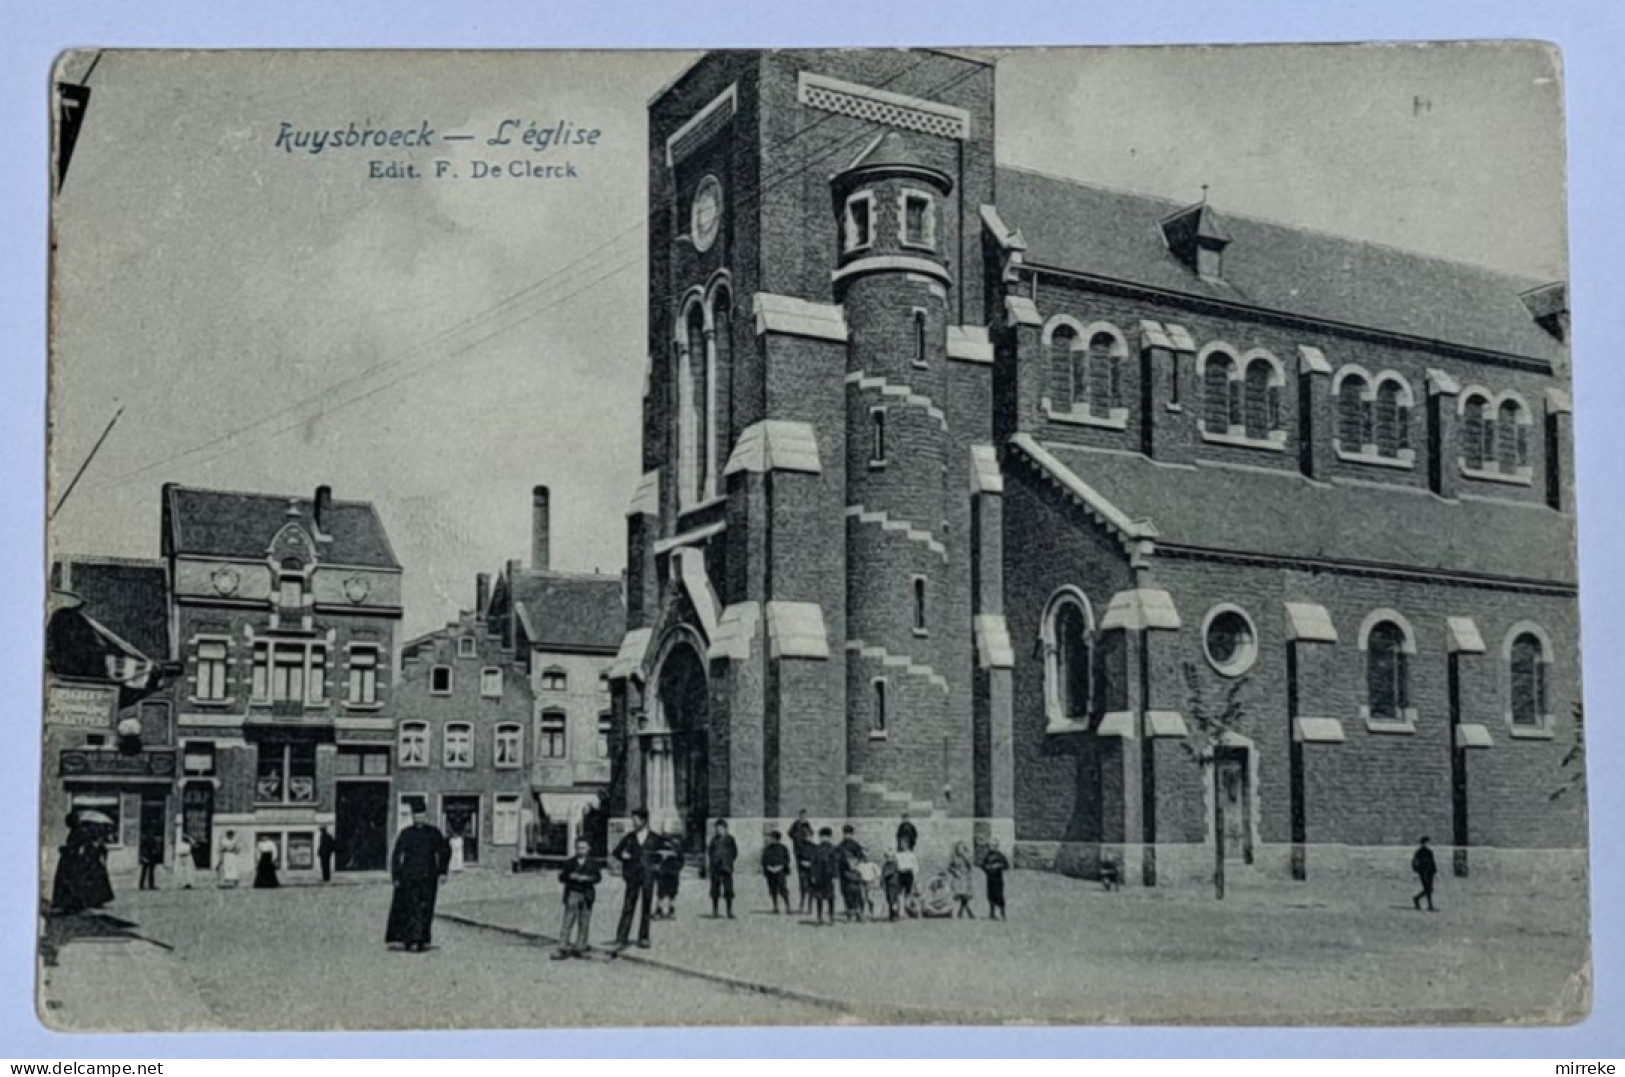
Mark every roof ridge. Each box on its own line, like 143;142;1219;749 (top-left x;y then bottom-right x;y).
168;483;381;508
996;162;1558;287
516;568;622;582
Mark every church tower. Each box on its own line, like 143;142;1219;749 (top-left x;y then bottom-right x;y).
610;50;1012;861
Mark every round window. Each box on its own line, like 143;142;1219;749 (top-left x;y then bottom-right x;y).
1203;606;1258;677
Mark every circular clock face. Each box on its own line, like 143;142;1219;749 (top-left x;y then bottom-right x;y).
691;174;723;253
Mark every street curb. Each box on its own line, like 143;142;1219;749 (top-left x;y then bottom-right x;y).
434;910;862;1018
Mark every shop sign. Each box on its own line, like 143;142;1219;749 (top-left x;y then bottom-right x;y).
46;683;118;729
60;748;177;778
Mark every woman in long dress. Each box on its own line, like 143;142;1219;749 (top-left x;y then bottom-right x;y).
949;841;976;919
216;830;242;888
253;836;280;889
175;833;197;889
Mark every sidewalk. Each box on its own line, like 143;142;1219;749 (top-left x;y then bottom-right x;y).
40;930;216;1032
438;865;1590;1025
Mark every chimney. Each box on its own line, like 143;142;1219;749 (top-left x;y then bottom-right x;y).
314;484;333;536
475;572;491;617
532;485;551;571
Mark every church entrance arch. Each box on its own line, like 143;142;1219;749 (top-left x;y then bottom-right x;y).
644;629;711;856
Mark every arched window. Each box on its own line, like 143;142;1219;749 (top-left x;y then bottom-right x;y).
494;723;523;768
1365;620;1411;724
1044;590;1094;728
685;303;709;505
1497;398;1527;472
443;722;473;768
1338;373;1369;448
710;286;732;484
1243;359;1278;439
398;721;428;767
1204;353;1235;431
1088;331;1121;414
539;709;567;759
1374;378;1411;457
1048;323;1078;410
1462;394;1490;470
1509;631;1549;728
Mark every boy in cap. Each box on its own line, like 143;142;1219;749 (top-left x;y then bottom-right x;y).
837;824;867;923
761;829;792;914
981;837;1011;920
553;837;602;959
809;827;839;925
707;818;738;919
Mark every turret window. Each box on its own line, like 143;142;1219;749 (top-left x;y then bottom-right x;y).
900;190;935;250
843;192;874;253
869;408;887;467
912;308;928;368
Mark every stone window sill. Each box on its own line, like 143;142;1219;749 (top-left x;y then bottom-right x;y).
1460;462;1534;487
188;697;232;708
1042;402;1129;431
869;459;888;471
1045;716;1091;736
344;701;384;711
1507;721;1556;740
1200;426;1287;453
1335;443;1416;470
869;731;889;742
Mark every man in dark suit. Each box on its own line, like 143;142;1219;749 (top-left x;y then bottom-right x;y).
385;803;451;953
788;810;815;914
318;827;336;883
1412;835;1439;912
553;837;603;959
613;808;658;949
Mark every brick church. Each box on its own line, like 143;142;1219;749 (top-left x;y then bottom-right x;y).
606;49;1584;884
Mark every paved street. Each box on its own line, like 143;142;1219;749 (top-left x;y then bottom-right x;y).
38;872;832;1032
39;861;1590;1030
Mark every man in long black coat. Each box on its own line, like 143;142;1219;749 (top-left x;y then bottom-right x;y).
1411;835;1439;912
612;808;658;949
386;805;451;952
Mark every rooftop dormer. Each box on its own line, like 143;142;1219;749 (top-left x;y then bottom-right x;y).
1160;199;1231;281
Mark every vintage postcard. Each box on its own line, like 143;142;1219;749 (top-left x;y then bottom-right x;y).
40;45;1587;1030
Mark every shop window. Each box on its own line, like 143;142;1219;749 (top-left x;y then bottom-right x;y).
493;795;521;846
256;742;316;804
286;832;315;871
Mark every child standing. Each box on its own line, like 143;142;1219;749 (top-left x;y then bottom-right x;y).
553;838;602;959
809;827;839;925
980;838;1011;920
881;852;902;921
837;825;867;923
761;829;792;914
949;841;976;919
655;837;683;920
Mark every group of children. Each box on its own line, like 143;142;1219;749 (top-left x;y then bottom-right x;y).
549;814;1012;958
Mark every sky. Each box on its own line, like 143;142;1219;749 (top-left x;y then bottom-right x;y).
47;44;1567;638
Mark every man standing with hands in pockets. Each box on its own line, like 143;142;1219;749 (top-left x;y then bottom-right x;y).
612;808;658;950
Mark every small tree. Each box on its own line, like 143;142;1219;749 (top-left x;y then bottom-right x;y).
1181;661;1247;899
1549;701;1586;803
